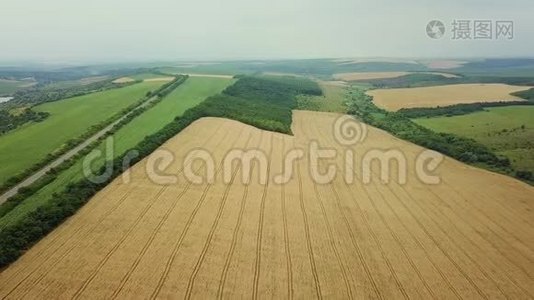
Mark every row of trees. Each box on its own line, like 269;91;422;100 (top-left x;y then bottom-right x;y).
511;87;534;100
367;73;534;89
398;100;534;119
0;109;49;135
347;89;511;169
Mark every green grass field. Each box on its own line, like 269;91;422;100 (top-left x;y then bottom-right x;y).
0;76;234;228
414;106;534;173
0;79;36;96
297;81;347;113
89;76;233;153
0;81;163;185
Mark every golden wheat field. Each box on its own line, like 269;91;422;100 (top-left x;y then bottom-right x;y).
367;83;530;111
1;111;533;299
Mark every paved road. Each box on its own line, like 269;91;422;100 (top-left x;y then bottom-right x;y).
0;96;158;204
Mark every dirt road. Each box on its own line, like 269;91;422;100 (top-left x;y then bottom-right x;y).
0;95;159;204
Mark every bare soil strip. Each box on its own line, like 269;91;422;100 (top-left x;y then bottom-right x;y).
1;112;533;298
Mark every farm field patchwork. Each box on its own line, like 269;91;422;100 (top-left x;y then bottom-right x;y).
423;60;467;69
333;58;420;65
42;76;110;89
0;81;164;186
0;79;36;95
1;111;532;298
414;105;534;173
112;74;181;83
129;73;175;82
99;76;234;149
0;76;234;229
367;83;531;111
333;71;458;81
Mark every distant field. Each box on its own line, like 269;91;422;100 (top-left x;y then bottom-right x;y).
129;73;173;81
333;58;420;65
187;73;234;79
43;76;109;89
0;82;163;185
414;106;534;173
423;60;467;69
0;76;234;229
368;83;530;111
334;72;411;81
159;59;433;78
159;65;243;76
113;73;175;83
421;72;459;78
333;72;458;81
0;79;36;95
112;77;135;83
455;58;534;77
144;76;175;82
297;80;347;113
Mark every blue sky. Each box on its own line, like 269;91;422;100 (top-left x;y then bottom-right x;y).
1;0;532;62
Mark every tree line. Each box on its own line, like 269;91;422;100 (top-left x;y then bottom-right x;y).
398;100;534;119
367;73;534;89
346;88;512;170
0;109;49;135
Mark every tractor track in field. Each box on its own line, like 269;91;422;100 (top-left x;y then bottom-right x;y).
1;111;533;298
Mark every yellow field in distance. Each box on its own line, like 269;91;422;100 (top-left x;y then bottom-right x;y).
367;83;530;111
